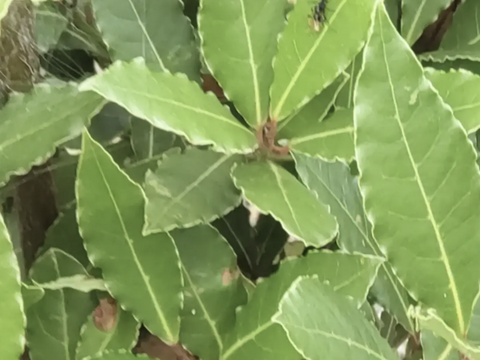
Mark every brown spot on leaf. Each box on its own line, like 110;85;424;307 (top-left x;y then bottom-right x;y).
222;267;240;286
92;297;118;331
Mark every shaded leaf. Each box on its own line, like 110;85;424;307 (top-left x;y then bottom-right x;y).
354;3;480;334
232;161;337;247
269;0;378;120
415;309;480;360
294;154;414;331
87;351;150;360
41;206;91;269
0;213;24;360
144;148;243;233
273;277;398;360
213;205;288;279
0;83;105;186
421;330;457;360
289;108;355;162
439;0;480;56
35;2;68;52
79;59;257;154
425;68;480;134
221;251;382;360
199;0;288;126
76;301;140;360
277;72;349;139
130;117;185;162
92;0;200;79
27;249;95;360
401;0;452;45
172;225;248;360
76;130;182;344
335;50;364;108
22;283;45;310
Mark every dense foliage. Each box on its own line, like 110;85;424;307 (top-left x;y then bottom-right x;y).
1;0;480;359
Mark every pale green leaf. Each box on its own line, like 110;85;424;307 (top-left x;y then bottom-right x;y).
35;2;68;52
221;251;382;360
33;275;106;292
27;249;95;360
425;68;480;134
232;161;338;247
199;0;288;126
76;130;183;344
269;0;378;120
144;148;242;233
76;305;140;360
288;108;355;162
277;72;349;138
421;330;457;360
335;50;364;108
440;0;480;55
415;309;480;360
401;0;452;45
79;59;257;154
0;213;24;360
0;83;105;186
91;0;200;79
354;3;480;334
273;277;399;360
294;154;414;331
173;225;248;360
22;283;44;310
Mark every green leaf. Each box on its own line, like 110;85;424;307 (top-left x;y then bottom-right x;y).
421;330;457;360
41;206;91;270
76;305;140;360
277;72;349;139
213;205;288;279
172;225;248;360
22;283;45;310
220;251;382;360
91;0;200;80
269;0;378;120
354;3;480;334
76;130;183;344
401;0;452;45
131;117;185;161
0;82;105;186
232;161;338;247
144;148;243;233
27;249;95;360
273;277;399;360
79;59;257;154
0;213;24;360
425;68;480;134
288;108;355;162
335;50;364;108
439;0;480;56
199;0;288;126
415;309;480;360
293;154;414;331
35;2;68;53
33;275;106;292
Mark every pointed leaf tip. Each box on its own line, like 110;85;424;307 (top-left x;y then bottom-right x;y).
76;130;182;344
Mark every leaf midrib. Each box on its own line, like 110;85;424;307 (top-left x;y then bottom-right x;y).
379;13;464;333
90;141;176;341
272;0;348;118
